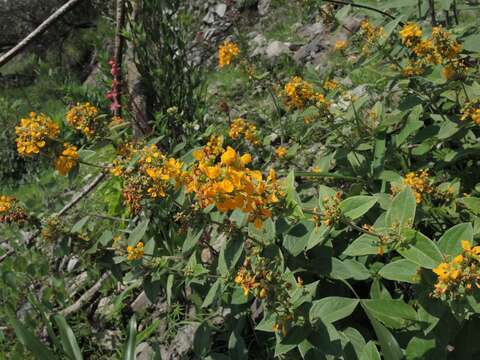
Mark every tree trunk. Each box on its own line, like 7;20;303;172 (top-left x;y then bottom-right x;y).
126;0;151;138
113;0;126;117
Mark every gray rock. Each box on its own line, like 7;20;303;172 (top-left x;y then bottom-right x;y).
214;3;227;17
258;0;271;16
95;296;115;319
131;291;152;314
97;330;122;351
136;342;154;360
298;22;326;39
249;33;267;57
67;256;80;272
293;35;326;64
265;40;291;59
202;11;215;24
67;271;89;296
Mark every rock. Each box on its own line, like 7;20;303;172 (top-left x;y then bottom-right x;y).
265;40;291;59
202;11;215;24
131;291;152;314
172;323;199;357
67;256;80;272
293;35;326;64
97;330;122;351
258;0;271;16
67;271;89;296
214;3;227;17
136;342;154;360
298;22;326;39
249;33;267;57
83;63;101;88
95;296;115;319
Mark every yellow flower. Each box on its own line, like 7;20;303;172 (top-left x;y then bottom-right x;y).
54;143;79;176
462;240;472;251
221;146;237;165
334;40;347;50
15;112;60;156
399;22;422;47
127;242;144;260
66;102;99;138
0;195;13;213
218;41;240;68
275;146;287;158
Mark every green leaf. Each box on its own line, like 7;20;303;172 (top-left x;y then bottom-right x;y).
182;226;203;254
166;274;174;306
122;315;137;360
363;304;403;360
463;34;480;52
228;330;248;360
438;223;473;257
309;297;359;324
386;187;416;229
283;221;313;256
218;237;244;277
398;230;443;269
54;315;83;360
331;258;371;280
71;216;90;233
202;279;221;308
194;322;211;356
339;196;377;220
335;5;351;22
362;299;417;328
405;337;436;360
379;259;419;284
128;220;149;245
343;234;379;256
8;315;56;360
458;197;480;215
360;341;381;360
285;170;304;219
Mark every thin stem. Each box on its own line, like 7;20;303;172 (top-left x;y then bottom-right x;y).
322;0;397;21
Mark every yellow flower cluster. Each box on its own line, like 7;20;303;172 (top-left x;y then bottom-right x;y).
283;76;329;111
460;99;480;125
218;41;240;68
15;112;60;156
66;102;99;138
0;195;27;224
127;242;144;260
275;146;287;158
111;143;184;212
186;143;281;228
323;79;338;91
228;118;260;145
432;240;480;298
54;143;79;175
399;23;463;78
360;20;384;53
392;170;431;204
313;192;342;227
334;40;347;51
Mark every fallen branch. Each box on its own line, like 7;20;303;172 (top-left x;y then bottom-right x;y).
60;271;111;317
0;0;86;68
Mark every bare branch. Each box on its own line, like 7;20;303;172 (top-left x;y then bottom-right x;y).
0;0;86;68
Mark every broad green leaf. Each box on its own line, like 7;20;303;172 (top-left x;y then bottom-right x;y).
54;315;83;360
438;223;473;257
71;216;90;233
339;195;377;220
458;197;480;215
335;5;351;22
386;187;416;229
363;299;417;329
228;330;248;360
405;337;436;360
398;230;444;269
283;221;313;256
122;315;137;360
8;315;56;360
363;305;403;360
360;341;381;360
202;279;221;308
285;170;304;219
166;274;174;306
218;237;244;277
343;234;379;256
342;327;366;358
331;258;371;280
463;34;480;52
182;226;203;254
128;220;149;245
379;259;419;284
310;297;359;324
194;322;211;356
